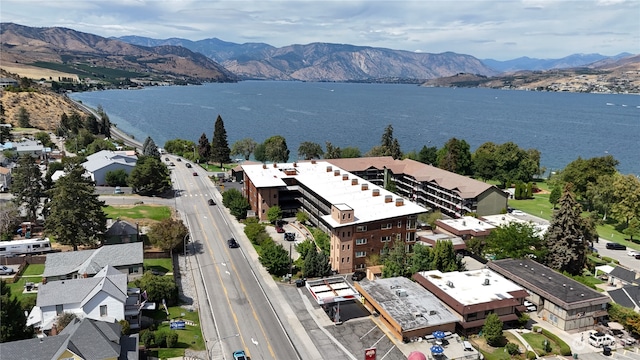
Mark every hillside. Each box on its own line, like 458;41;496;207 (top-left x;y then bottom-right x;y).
0;23;236;84
1;85;77;131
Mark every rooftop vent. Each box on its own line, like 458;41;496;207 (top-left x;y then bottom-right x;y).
385;195;393;203
311;160;316;164
351;179;358;186
413;312;423;318
326;166;332;172
396;289;408;297
361;183;369;191
293;162;297;167
429;310;437;315
446;281;455;288
483;278;490;286
395;198;404;207
273;163;277;168
334;169;340;176
581;293;584;297
262;164;267;169
342;174;349;181
372;189;380;197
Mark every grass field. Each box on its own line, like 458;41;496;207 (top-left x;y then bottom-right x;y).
103;205;172;222
472;332;526;360
521;332;562;356
143;306;205;358
144;258;173;274
21;263;45;276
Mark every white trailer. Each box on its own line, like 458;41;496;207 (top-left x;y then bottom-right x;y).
0;238;52;257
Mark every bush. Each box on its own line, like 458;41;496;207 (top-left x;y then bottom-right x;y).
154;329;169;347
166;331;179;348
526;351;536;360
141;330;154;348
119;319;130;335
540;328;571;356
505;342;520;355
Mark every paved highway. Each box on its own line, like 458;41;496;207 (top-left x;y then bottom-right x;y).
168;156;306;360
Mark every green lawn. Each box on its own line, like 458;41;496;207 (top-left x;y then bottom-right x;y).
473;332;526;360
21;263;45;276
144;258;173;274
521;332;562;356
103;205;172;222
200;163;236;172
142;306;205;357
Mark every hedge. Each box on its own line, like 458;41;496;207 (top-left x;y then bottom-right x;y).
540;328;572;355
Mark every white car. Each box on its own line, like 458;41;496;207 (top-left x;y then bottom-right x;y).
511;210;525;216
0;265;15;275
627;250;640;257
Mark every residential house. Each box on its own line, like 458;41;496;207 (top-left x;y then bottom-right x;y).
28;265;142;332
607;266;639;287
104;219;139;245
82;150;137;186
434;216;495;242
489;258;610;332
354;276;459;342
326;157;508;218
43;242;143;282
1;317;139;360
242;161;426;274
608;285;640;312
413;269;529;334
0;78;19;88
12;140;45;159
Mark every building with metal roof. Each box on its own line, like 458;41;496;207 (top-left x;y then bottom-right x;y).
354;276;458;342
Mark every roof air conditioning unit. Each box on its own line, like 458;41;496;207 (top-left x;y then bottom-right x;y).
429;310;437;315
446;281;454;288
483;278;490;286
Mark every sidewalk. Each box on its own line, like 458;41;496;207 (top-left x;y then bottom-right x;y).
526;312;596;355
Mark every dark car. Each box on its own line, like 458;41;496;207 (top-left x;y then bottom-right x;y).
193;172;198;176
606;242;626;250
208;199;216;206
284;232;295;241
635;254;640;259
275;226;285;233
227;238;239;248
176;158;181;162
351;271;366;281
186;163;192;168
165;157;169;161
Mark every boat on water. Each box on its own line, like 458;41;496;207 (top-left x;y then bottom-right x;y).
606;103;614;106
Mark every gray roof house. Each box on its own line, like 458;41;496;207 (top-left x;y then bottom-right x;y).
0;317;139;360
43;242;143;282
104;219;140;245
82;150;137;186
608;266;639;287
608;285;640;312
29;265;142;332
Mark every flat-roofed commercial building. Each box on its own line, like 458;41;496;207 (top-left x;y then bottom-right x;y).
326;157;508;218
354;277;458;342
242;161;427;273
413;269;529;334
489;259;610;332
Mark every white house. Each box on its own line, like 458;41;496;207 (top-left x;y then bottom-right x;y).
82;150;138;186
28;265;142;332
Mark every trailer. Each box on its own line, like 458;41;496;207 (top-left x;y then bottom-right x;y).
0;238;52;257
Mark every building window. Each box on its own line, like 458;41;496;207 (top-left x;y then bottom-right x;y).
56;304;63;315
347;257;350;262
356;238;367;245
397;220;402;228
100;305;108;317
341;244;345;251
406;232;416;242
356;225;367;232
381;223;392;230
129;266;139;274
381;236;391;242
406;219;416;229
347;231;350;237
396;233;401;241
355;251;366;258
273;194;277;198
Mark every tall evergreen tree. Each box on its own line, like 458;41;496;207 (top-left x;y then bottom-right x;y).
46;163;107;251
11;154;43;221
142;136;160;158
1;280;34;342
436;138;472;175
431;240;465;272
211;115;231;167
543;184;589;275
15;107;31;128
197;133;211;162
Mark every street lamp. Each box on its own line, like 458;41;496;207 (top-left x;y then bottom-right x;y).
210;333;239;359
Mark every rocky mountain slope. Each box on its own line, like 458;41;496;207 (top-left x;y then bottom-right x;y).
0;23;236;83
482;53;633;73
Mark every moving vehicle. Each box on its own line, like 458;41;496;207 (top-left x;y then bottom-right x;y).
0;265;15;275
176;158;181;162
606;242;626;250
186;163;192;168
208;199;216;206
114;186;124;194
0;238;52;257
227;238;239;248
627;250;639;257
193;172;198;176
232;350;247;360
351;271;366;281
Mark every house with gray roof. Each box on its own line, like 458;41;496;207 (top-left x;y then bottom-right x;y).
28;265;142;332
608;266;639;287
489;258;610;332
82;150;137;186
43;242;143;282
608;285;640;312
104;219;140;245
0;317;139;360
354;276;458;342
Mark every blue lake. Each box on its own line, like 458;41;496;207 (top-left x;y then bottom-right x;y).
70;81;640;176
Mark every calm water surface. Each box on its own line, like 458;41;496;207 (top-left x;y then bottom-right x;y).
70;82;640;175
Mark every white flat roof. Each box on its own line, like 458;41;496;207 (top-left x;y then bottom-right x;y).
418;269;526;306
438;216;495;232
306;277;360;305
481;214;548;237
243;161;427;227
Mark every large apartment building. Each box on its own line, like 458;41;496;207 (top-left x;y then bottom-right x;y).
242;161;427;273
326;157;508;218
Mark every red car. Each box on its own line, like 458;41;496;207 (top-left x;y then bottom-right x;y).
275;226;285;233
192;172;198;176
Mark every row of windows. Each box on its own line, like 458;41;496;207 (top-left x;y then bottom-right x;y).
353;233;416;245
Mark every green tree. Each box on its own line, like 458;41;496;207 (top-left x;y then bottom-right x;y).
243;217;268;245
133;272;179;306
431;240;465;272
141;330;154;348
493;142;538;188
119;319;130;335
147;218;188;255
296;238;316;261
1;280;34;342
0;123;12;143
254;143;266;162
258;238;290;276
262;135;290;163
623;218;640;241
303;248;326;278
211;115;231;166
164;139;195;155
484;222;545;260
341;147;361;158
127;156;171;196
15;107;31;128
11;154;43;221
560;155;619;200
222;188;250;220
96;104;111;137
417;145;438;165
436;138;472;175
298;141;324;160
408;243;434;274
0;202;20;241
611;173;640;226
296;211;309;224
483;313;504;346
382;241;409;278
34;132;54;148
543;184;590;275
46;163;107;251
586;174;615;221
166;331;178;348
85;114;100;134
267;205;282;223
324;142;341;159
197;133;211;162
549;185;561;209
231;138;258;161
105;169;129;187
142;136;160;158
473;142;498;182
85;138;116;155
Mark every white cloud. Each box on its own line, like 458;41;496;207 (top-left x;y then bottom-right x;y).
1;0;637;59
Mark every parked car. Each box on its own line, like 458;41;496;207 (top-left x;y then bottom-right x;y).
227;238;239;248
114;186;124;194
589;332;616;348
208;199;216;206
176;158;181;162
295;278;306;287
511;210;525;216
627;250;639;257
0;265;15;275
165;157;169;161
352;271;366;281
169;162;175;166
232;350;247;360
284;232;296;241
186;163;192;168
635;254;640;259
193;172;198;176
275;226;285;233
606;242;626;250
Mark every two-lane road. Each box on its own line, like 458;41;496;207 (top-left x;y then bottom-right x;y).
170;158;300;360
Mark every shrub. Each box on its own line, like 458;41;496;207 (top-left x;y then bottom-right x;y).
119;319;130;335
505;342;520;355
526;351;536;360
540;328;571;355
154;329;169;347
141;330;154;348
166;331;179;348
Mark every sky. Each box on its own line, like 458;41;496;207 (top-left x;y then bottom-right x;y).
1;0;638;60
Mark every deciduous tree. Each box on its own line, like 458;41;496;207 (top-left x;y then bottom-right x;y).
586;174;615;220
262;135;290;163
298;141;324;160
483;313;504;346
431;240;465;272
382;241;410;278
560;155;619;200
611;173;640;226
436;138;472;175
408;243;434;274
147;218;188;255
11;154;43;221
473;142;498;182
211;115;231;166
484;222;545;260
1;280;34;342
266;205;282;223
258;238;290;276
341;147;361;158
127;156;171;196
230;138;258;160
105;169;128;187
